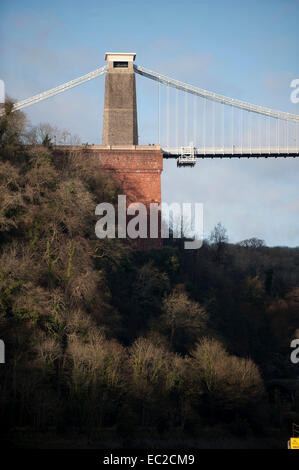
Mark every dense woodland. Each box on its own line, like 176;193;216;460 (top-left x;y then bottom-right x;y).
0;102;299;447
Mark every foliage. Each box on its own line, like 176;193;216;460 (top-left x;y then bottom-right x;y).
1;108;299;444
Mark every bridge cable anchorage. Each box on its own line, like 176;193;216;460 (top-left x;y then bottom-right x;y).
134;64;299;123
0;64;108;116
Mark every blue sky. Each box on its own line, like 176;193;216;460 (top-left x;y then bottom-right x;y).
1;0;299;246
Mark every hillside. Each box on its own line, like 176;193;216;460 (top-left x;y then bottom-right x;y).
0;104;298;447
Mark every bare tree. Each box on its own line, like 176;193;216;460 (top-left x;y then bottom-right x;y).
160;287;208;351
25;122;81;146
209;222;228;262
189;338;264;410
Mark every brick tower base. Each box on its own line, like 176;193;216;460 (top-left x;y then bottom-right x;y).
98;146;163;249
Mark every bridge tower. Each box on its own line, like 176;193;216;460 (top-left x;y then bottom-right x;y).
102;53;138;145
98;52;163;248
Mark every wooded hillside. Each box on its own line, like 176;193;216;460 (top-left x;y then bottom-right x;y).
1;103;298;447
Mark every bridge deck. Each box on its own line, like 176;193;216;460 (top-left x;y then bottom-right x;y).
33;144;299;160
162;147;299;159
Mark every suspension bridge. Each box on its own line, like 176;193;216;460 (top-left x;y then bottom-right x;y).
2;52;299;167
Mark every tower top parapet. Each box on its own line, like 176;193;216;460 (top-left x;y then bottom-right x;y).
105;53;136;74
105;52;136;62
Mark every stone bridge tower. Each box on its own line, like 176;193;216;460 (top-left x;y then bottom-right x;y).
102;53;138;145
99;52;163;247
